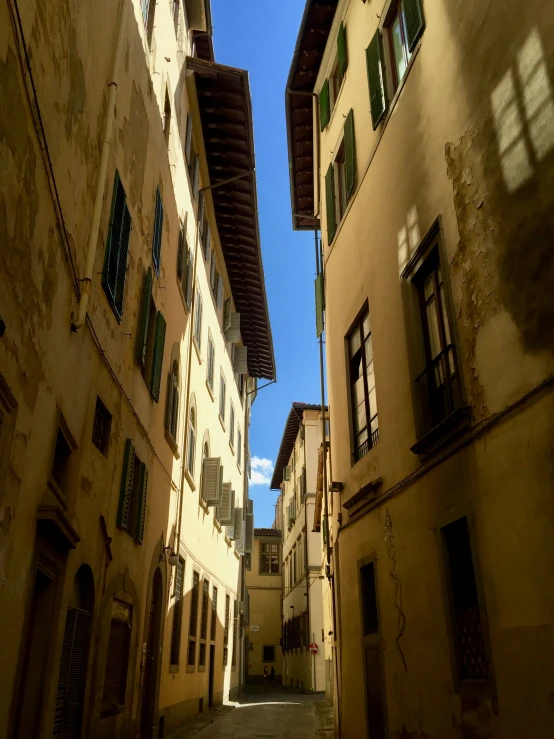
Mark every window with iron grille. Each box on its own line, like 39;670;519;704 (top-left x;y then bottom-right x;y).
101;599;132;714
210;586;217;641
187;571;200;667
92;397;111;456
231;600;238;667
441;517;491;686
199;579;209;666
347;305;379;462
260;542;280;575
223;594;230;666
170;558;185;666
360;562;378;635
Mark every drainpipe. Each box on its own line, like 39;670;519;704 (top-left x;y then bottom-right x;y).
71;0;128;331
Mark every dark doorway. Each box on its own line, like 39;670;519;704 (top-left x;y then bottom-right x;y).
15;553;59;738
208;645;215;707
52;565;94;738
359;559;388;739
141;568;163;738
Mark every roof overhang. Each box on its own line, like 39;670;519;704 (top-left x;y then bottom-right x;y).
285;0;338;231
270;402;324;489
187;57;276;381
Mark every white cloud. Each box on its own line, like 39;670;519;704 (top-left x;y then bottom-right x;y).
250;456;274;486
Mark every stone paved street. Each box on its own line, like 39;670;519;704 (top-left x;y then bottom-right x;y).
167;687;334;739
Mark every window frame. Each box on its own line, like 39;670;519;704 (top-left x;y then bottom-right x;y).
219;371;226;426
262;645;276;663
259;541;281;576
187;570;200;671
384;0;412;94
170;556;185;670
92;396;112;457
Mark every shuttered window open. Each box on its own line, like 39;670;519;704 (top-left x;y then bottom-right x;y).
337;22;348;79
325;164;337;243
135;464;148;544
344;109;357;199
136;268;153;369
319;79;330;131
103;171;131;320
404;0;425;51
150;312;166;402
202;457;222;506
366;30;388;129
117;439;135;531
152;187;164;275
53;607;90;738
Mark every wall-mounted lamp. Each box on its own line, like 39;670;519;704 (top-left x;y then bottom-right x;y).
329;481;343;493
160;546;179;567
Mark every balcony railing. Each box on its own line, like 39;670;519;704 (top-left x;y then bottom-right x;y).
354;426;380;462
414;344;462;436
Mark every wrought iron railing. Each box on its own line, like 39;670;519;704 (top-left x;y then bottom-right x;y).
414;344;461;436
354;426;380;462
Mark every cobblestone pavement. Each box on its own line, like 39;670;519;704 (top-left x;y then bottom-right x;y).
167;686;334;739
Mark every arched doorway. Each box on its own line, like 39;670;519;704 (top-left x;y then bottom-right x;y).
52;564;94;738
141;568;163;738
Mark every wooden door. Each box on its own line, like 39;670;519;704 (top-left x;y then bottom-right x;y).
52;606;90;738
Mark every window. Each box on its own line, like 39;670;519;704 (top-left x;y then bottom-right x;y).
231;600;238;667
188;571;200;667
360;562;378;635
172;0;180;36
207;333;215;392
199;578;209;666
441;517;491;687
166;360;179;444
229;403;235;449
194;283;203;349
192;153;200;199
223;594;230;666
170;558;185;666
140;0;156;46
51;427;73;495
260;542;280;575
102;171;131;320
347;306;379;462
163;89;171;147
219;372;226;423
92;397;111;456
136;268;166;402
152;187;164;275
177;221;193;310
325;109;356;243
185;114;193;167
187;407;196;477
402;224;465;447
237;428;242;468
366;0;425;128
102;598;132;714
262;645;276;663
319;22;348;129
210;586;218;641
116;440;148;544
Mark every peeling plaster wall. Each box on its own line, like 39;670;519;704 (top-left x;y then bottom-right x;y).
314;0;554;737
0;0;245;737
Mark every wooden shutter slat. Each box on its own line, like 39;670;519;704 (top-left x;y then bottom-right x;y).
366;31;388;130
150;311;166;402
165;372;173;431
102;618;131;706
344;108;357;200
53;607;90;739
152;188;164;274
136;268;153;369
319;79;330;130
337;22;348;79
325;164;336;243
117;439;135;530
403;0;425;51
136;463;148;544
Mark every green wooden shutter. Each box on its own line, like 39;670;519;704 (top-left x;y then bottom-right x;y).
152;188;164;275
344;108;357;200
115;203;131;317
366;30;388;130
136;463;148;544
325;164;337;243
315;273;324;338
103;171;130;320
165;371;173;431
136;268;152;369
337;22;348;79
177;226;185;279
319;79;330;131
150;311;166;401
117;439;135;530
403;0;425;51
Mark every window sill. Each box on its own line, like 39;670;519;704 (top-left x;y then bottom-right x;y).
237;461;242;474
185;467;196;491
229;440;235;456
199;497;210;514
206;379;215;401
198;665;206;673
219;414;226;431
169;664;179;674
411;405;472;456
165;429;180;459
193;337;202;363
186;664;195;673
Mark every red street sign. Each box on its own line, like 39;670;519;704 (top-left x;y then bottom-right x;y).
309;642;318;655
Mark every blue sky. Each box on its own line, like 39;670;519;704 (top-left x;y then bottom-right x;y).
212;0;321;528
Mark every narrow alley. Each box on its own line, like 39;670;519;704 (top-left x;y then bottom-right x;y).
168;688;333;739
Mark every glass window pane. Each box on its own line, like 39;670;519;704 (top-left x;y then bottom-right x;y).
362;312;371;338
366;361;375;393
349;329;361;358
364;335;373;367
426;297;442;359
391;15;407;83
439;284;452;347
356;400;366;434
369;387;378;417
